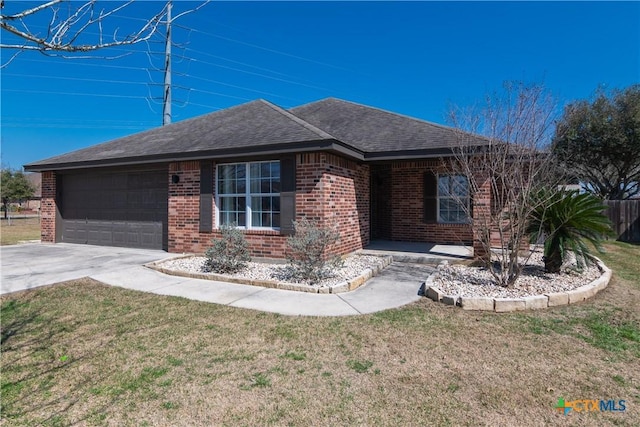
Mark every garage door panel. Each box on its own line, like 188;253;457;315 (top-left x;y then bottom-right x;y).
62;220;88;243
60;169;167;250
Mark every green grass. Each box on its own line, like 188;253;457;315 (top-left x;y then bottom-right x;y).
1;241;638;426
346;359;374;373
517;307;640;355
0;217;41;245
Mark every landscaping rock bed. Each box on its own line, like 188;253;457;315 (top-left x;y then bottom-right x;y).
425;251;612;311
148;254;392;294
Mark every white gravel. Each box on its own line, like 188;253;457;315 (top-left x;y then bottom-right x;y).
159;254;385;288
433;251;602;298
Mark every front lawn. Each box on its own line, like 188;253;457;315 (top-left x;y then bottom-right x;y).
1;242;638;426
0;217;41;245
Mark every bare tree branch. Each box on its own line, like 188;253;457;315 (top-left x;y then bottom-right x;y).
449;82;560;287
1;0;168;55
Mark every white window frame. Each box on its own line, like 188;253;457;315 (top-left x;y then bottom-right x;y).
437;174;470;224
215;161;280;230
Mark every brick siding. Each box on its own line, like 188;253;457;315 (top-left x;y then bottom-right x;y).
40;171;56;243
167;152;370;258
41;153;488;257
383;160;476;245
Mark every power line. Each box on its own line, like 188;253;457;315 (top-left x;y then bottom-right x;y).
182;72;300;102
178;24;358;73
13;57;151;72
182;46;321;84
3;88;149;99
2;123;154;130
187;56;331;92
3;73;150;86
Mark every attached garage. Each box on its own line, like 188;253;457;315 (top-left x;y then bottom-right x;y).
57;167;168;250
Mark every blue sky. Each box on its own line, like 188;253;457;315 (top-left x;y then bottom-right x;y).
1;1;639;169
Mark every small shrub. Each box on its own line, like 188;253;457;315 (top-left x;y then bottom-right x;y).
286;218;343;284
205;223;250;273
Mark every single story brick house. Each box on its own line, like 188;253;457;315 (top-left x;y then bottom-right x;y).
24;98;492;257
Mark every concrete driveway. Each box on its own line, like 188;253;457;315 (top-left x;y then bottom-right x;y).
1;243;433;316
0;243;172;295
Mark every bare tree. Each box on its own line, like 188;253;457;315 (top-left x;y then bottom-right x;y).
0;0;206;66
448;82;560;287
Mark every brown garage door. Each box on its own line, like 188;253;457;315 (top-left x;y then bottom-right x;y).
58;168;168;250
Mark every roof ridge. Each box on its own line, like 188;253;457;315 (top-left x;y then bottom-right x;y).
258;99;337;141
289;97;338;111
294;97;462;133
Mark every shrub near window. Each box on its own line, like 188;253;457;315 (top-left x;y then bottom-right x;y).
286;218;343;284
205;223;250;273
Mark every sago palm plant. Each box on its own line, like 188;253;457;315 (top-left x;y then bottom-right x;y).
528;190;612;273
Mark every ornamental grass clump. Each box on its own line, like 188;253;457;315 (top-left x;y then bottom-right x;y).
286;218;343;284
205;223;250;274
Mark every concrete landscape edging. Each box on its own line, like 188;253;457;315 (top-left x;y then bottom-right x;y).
145;254;393;294
424;258;613;312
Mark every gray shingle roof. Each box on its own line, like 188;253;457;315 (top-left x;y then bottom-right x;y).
24;100;341;170
290;98;482;158
24;97;486;171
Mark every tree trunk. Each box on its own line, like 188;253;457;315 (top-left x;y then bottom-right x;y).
544;249;563;273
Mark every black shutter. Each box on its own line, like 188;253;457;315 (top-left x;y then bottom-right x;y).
423;171;437;223
199;161;213;232
279;155;296;235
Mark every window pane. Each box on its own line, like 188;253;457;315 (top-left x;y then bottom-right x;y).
261;162;271;177
220;197;230;211
219;165;235;180
262;196;271;210
250;178;260;193
272;213;280;228
218;162;280;229
237;176;246;193
271;162;280;179
452;176;469;197
218;180;230;194
438;176;450;196
250;163;260;179
262;213;271;227
252;212;261;227
260;179;270;193
437;174;469;223
219;211;229;226
236;165;246;180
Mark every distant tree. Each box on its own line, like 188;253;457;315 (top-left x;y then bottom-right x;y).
1;169;36;219
552;85;640;200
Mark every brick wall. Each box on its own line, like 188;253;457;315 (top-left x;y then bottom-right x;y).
40;171;56;243
385;160;475;245
298;153;369;256
167;152;369;258
168;161;206;253
472;171;492;258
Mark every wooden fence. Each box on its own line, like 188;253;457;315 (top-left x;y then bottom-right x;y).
603;200;640;243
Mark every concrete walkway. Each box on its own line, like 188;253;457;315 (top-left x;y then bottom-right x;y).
1;243;435;316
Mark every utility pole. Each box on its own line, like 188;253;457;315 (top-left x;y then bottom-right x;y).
162;0;172;125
